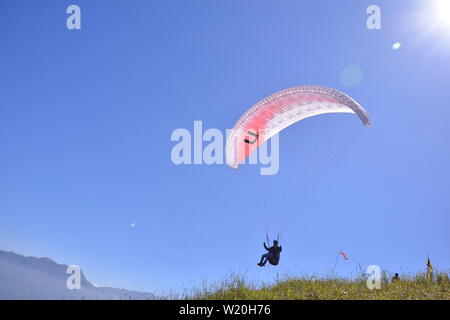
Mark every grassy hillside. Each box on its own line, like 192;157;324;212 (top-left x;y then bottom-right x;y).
187;272;450;300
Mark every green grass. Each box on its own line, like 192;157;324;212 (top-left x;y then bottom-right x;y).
186;271;450;300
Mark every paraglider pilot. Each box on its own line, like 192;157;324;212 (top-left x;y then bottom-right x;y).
258;240;282;267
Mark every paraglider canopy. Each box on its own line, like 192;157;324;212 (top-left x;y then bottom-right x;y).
225;85;371;169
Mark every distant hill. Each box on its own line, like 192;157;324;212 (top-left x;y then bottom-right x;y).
0;249;157;300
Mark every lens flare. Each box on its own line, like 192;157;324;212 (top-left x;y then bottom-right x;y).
392;42;401;50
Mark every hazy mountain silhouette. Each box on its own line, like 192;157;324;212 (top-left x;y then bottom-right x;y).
0;249;157;300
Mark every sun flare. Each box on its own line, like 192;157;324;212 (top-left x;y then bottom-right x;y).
436;0;450;25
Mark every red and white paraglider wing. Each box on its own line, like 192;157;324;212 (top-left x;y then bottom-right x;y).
225;85;371;169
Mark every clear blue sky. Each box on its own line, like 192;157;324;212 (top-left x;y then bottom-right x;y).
1;0;449;293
